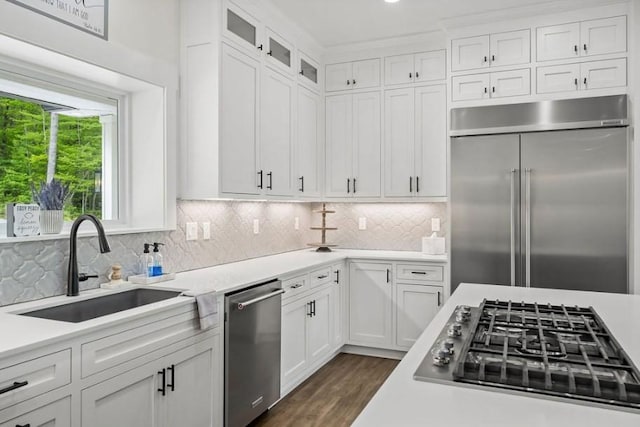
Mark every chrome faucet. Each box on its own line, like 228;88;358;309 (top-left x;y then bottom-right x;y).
67;214;111;296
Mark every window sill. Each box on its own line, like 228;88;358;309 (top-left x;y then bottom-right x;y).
0;225;176;245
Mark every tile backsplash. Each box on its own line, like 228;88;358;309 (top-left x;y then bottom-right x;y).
0;200;446;306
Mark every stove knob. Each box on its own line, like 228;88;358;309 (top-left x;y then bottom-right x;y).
447;323;462;337
459;305;471;314
432;349;450;367
443;339;455;354
455;312;469;323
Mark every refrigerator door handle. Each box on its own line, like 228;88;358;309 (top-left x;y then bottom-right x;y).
510;169;517;286
525;168;532;287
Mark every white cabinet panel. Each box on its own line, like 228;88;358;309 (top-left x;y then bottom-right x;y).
396;284;442;349
260;67;293;196
384;54;413;86
352;92;381;197
331;263;346;349
415;85;447;197
384;88;414;197
223;3;261;56
451;35;490;71
281;297;309;387
452;73;490;101
0;396;71;427
581;58;626;90
325;94;352;197
537;22;580;61
414;50;446;82
352;58;381;89
537;63;580;93
220;43;260;195
581;16;626;57
326;62;352;92
307;287;332;363
490;29;530;67
296;86;321;197
490;69;530;98
265;27;293;74
349;262;393;347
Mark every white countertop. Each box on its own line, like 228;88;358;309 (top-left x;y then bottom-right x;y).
0;249;446;359
353;283;640;427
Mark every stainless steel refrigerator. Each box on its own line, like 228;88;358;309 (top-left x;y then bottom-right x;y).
450;95;628;293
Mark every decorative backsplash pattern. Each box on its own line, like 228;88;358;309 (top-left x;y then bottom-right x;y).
0;200;447;306
310;202;447;251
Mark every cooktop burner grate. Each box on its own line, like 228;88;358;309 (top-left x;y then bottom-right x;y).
451;299;640;410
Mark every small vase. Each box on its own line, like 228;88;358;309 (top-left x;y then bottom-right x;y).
40;210;64;234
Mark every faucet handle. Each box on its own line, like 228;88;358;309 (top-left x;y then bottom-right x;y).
78;273;99;282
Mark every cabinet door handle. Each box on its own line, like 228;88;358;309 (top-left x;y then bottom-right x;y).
409;72;412;79
346;80;350;85
0;380;28;395
491;54;495;62
352;79;356;85
167;364;175;392
583;77;587;86
307;301;313;317
574;44;578;54
583;43;587;53
416;176;419;193
257;170;263;189
267;172;273;190
311;300;316;317
334;270;340;284
574;78;578;87
415;71;419;79
299;70;304;75
299;176;304;192
267;50;273;56
353;178;357;193
492;86;496;93
258;44;263;51
386;269;391;283
484;87;488;94
483;55;487;63
347;178;350;193
158;368;166;396
437;291;442;306
409;176;413;193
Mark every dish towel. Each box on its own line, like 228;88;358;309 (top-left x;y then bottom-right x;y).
183;290;219;330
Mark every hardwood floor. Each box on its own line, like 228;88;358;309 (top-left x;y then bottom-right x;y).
251;354;399;427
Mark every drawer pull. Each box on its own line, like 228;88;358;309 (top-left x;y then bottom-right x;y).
317;274;328;279
16;424;30;427
290;283;303;289
411;271;427;275
0;380;28;395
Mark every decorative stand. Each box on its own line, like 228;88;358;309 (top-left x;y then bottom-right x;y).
308;203;338;252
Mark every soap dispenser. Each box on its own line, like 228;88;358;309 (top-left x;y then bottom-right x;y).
151;242;165;277
141;243;153;277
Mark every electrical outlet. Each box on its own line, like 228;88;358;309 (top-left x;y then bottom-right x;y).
358;217;367;230
202;222;211;240
186;222;198;241
253;219;260;234
431;218;441;232
294;217;299;230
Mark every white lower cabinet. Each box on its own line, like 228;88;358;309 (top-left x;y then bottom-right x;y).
0;396;71;427
82;338;217;427
348;261;445;351
331;262;347;350
348;262;393;347
395;284;442;349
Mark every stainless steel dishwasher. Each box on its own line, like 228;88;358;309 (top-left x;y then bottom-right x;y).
224;279;283;427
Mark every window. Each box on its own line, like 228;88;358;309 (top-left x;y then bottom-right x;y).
0;71;118;222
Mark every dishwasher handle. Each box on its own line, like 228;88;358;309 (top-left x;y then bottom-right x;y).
237;289;285;310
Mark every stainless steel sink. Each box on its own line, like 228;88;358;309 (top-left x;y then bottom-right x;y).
20;288;182;323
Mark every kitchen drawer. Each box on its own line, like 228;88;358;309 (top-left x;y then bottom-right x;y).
307;266;333;289
0;395;71;426
81;310;199;378
281;274;308;302
396;264;444;282
0;349;71;411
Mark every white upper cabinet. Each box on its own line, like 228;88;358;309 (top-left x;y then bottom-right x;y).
537;58;626;94
298;51;319;91
490;69;531;98
385;50;446;86
220;43;260;195
265;27;294;74
581;16;627;57
326;59;380;92
536;63;580;93
537;16;626;61
223;3;262;57
489;29;531;67
451;35;490;71
325;94;352;197
384;88;414;197
260;67;294;196
452;73;491;101
452;30;529;71
296;86;322;197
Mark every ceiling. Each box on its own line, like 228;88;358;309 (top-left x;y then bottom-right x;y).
267;0;624;47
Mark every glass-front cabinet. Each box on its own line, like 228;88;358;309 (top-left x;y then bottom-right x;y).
224;4;262;56
298;52;320;91
266;28;293;74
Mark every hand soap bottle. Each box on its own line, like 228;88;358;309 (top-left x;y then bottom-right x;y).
141;243;154;277
151;242;165;277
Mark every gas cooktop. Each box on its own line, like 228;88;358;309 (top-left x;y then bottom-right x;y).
414;299;640;413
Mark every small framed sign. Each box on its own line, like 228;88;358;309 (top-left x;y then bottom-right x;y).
6;0;109;40
6;203;40;237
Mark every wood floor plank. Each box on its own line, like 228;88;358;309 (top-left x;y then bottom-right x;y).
251;354;399;427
